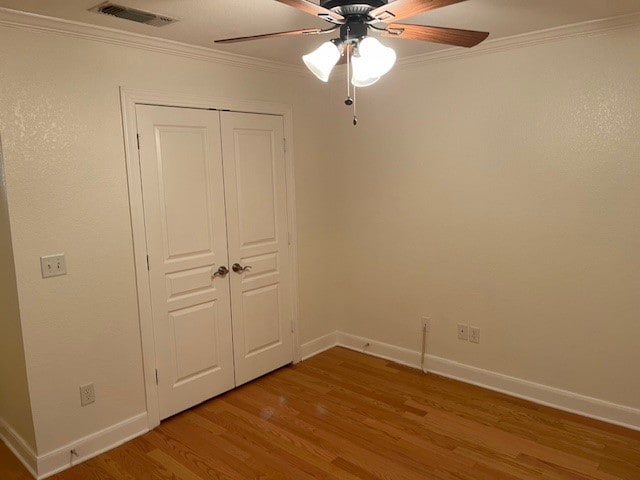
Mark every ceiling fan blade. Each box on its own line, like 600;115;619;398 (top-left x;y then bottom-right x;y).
275;0;344;22
370;0;468;23
215;28;323;44
383;23;489;47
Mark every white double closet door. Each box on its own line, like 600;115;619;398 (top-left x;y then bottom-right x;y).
136;105;293;420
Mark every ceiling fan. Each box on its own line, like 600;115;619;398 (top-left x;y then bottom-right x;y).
215;0;489;124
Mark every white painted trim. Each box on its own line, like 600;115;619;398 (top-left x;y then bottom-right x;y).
120;89;161;429
301;331;640;432
300;331;339;361
0;7;308;77
337;331;421;368
121;88;297;117
422;354;640;433
36;412;148;480
0;418;38;479
282;108;303;364
1;7;638;79
120;87;301;427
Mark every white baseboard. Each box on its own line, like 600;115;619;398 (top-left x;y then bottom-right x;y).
422;353;640;432
299;331;338;361
302;331;640;432
0;417;38;478
337;331;423;368
37;412;148;479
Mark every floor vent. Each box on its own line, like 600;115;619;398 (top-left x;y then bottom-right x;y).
89;2;177;27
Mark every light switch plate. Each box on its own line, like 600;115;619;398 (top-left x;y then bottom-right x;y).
40;254;66;278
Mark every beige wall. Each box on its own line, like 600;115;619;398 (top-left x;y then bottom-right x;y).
1;10;637;463
0;134;36;450
328;26;640;409
0;25;337;454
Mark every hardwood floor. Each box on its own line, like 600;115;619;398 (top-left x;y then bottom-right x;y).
2;347;639;479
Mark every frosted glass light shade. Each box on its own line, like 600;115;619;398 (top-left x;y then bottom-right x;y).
351;54;380;87
356;37;396;78
352;74;381;88
303;41;341;82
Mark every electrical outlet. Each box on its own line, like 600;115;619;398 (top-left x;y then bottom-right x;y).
40;254;66;278
421;316;431;332
79;383;95;406
470;326;480;344
457;323;469;341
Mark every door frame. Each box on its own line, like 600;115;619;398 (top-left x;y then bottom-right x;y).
120;88;302;429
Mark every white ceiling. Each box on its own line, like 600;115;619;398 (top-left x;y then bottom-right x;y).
2;0;639;64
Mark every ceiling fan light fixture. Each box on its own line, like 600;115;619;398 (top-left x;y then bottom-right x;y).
214;0;489;124
302;41;341;82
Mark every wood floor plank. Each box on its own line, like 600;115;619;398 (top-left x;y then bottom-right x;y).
1;347;639;479
0;443;35;480
144;425;246;479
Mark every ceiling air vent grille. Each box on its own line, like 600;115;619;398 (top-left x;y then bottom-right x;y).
89;2;177;27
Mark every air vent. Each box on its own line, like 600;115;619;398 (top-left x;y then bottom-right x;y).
89;2;177;27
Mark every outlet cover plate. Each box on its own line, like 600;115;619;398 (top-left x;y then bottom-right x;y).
457;323;469;341
470;326;480;344
40;254;66;278
80;383;95;406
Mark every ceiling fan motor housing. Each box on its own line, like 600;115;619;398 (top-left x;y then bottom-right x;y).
319;1;389;42
340;19;368;42
321;0;387;9
321;0;387;18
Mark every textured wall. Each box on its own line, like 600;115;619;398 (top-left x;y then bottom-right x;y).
327;26;640;409
2;9;637;462
0;134;36;450
0;25;337;454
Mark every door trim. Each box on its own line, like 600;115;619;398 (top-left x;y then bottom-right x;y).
119;88;302;429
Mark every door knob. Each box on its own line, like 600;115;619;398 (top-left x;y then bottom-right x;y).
232;263;252;274
212;265;229;278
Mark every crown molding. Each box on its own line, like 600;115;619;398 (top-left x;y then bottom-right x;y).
0;7;310;77
1;7;638;79
396;12;640;69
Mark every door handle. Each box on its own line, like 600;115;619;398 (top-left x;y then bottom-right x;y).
212;265;229;278
232;263;252;274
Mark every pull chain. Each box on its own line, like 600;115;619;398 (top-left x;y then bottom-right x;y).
344;28;353;108
346;44;351;102
352;84;357;126
342;27;357;126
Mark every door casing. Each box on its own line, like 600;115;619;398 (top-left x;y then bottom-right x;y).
120;88;302;429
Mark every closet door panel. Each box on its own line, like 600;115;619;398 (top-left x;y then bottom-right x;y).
136;105;234;419
221;112;293;386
